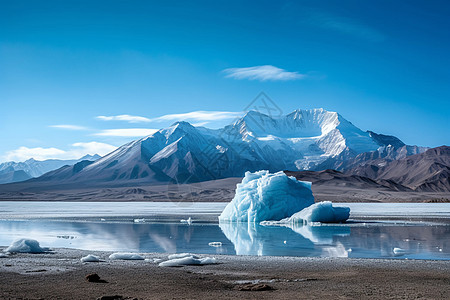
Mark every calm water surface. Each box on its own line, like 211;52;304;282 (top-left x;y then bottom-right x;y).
0;202;449;260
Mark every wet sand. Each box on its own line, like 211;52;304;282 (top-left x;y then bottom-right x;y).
0;248;449;299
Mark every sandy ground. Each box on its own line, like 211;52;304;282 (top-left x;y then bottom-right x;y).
0;248;449;300
1;176;449;203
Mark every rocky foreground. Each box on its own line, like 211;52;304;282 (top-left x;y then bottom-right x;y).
0;248;449;299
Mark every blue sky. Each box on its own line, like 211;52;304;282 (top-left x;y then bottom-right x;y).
1;0;449;162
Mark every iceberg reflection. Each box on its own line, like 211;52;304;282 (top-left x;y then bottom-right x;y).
219;221;350;256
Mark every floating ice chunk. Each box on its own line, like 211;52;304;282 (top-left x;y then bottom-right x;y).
5;238;47;253
219;170;314;222
393;247;406;256
159;255;217;267
144;258;163;263
168;253;199;260
322;242;349;258
208;242;222;247
109;253;145;260
284;201;350;224
180;217;192;225
134;218;145;223
0;253;9;258
80;254;100;262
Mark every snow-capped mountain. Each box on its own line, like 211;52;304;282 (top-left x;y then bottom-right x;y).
27;109;421;186
0;154;101;184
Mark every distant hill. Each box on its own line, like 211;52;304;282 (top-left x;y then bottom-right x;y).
0;154;100;184
0;169;32;185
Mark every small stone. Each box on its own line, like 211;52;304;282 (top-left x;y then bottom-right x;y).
96;296;124;300
238;283;274;291
85;273;101;282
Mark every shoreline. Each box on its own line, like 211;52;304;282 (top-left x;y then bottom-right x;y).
1;248;449;299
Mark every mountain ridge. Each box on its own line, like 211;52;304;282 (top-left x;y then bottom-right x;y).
346;146;450;192
1;109;427;189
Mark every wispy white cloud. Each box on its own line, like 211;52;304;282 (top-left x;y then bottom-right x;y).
2;142;117;162
93;128;158;137
192;122;209;127
96;115;151;123
223;65;306;81
96;111;242;124
154;111;242;122
49;124;89;130
3;147;66;162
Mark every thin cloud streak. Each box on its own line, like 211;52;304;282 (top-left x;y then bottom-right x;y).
96;115;152;123
50;124;89;130
93;128;158;137
154;111;242;122
96;111;242;124
223;65;306;81
192;122;209;127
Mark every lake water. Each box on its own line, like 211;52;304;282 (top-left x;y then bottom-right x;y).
0;202;449;260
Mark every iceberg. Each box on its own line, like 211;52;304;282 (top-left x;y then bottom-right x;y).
5;238;48;253
219;170;314;222
282;201;350;224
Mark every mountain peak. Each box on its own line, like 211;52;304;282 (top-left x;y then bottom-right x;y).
80;154;101;161
165;121;197;135
233;108;343;139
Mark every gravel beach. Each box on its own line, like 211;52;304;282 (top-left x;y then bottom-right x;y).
1;248;449;300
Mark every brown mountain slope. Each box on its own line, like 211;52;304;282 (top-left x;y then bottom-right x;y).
347;146;450;192
284;169;411;191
